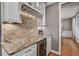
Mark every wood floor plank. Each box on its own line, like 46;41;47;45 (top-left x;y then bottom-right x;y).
48;37;79;56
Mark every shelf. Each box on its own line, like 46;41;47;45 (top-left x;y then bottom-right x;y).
22;2;43;16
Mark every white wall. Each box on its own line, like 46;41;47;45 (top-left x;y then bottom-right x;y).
63;19;72;31
61;2;79;19
61;2;79;37
72;17;76;39
61;18;72;37
75;13;79;43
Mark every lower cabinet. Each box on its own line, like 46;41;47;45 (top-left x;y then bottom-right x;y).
2;37;51;56
22;45;37;56
46;36;51;55
14;44;37;56
37;38;46;56
2;44;37;56
22;48;36;56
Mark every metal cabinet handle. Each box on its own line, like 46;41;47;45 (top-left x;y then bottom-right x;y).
25;49;32;53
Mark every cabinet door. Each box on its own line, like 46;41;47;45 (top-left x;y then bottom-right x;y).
46;36;51;55
1;2;7;21
37;39;46;56
38;2;45;14
37;2;45;25
22;48;37;56
2;2;21;23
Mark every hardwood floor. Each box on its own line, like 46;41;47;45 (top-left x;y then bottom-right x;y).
48;52;59;56
48;37;79;56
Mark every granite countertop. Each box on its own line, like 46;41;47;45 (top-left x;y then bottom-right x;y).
2;23;50;55
2;24;47;55
2;34;47;55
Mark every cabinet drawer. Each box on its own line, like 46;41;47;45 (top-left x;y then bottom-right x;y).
13;44;37;56
22;48;37;56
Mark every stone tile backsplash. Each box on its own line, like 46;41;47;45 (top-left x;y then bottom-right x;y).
3;14;38;42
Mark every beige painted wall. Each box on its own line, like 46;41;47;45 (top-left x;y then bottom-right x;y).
63;19;72;31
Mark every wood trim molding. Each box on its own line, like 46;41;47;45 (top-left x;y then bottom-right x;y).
59;3;61;55
50;50;60;55
62;31;72;37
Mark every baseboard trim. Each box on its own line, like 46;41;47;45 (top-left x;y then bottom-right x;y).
62;37;72;39
75;37;79;44
62;31;72;37
50;50;60;55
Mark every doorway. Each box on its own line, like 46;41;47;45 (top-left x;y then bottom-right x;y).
61;2;79;56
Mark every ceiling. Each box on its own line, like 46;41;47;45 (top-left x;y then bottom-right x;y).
45;2;56;6
61;2;79;20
